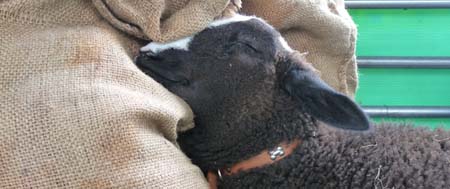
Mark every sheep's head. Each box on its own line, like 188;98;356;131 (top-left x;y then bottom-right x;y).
136;15;370;172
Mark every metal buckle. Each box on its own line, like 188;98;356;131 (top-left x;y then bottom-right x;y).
217;169;223;180
269;146;285;160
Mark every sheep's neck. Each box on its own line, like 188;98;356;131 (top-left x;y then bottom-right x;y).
207;139;301;189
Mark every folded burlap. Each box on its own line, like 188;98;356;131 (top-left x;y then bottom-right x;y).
242;0;358;96
0;0;357;188
0;0;228;188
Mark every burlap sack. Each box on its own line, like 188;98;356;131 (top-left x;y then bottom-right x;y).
92;0;231;42
242;0;358;97
0;0;233;188
0;0;357;188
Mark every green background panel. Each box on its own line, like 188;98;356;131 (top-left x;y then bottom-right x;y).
355;67;450;128
349;9;450;57
356;68;450;106
349;9;450;128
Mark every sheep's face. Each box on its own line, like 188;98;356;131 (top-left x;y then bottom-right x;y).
138;17;282;122
136;15;370;171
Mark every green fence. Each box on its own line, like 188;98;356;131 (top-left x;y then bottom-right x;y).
348;7;450;129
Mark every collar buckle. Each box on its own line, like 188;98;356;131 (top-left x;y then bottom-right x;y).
269;146;285;160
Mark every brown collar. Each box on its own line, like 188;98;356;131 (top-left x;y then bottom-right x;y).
207;139;301;189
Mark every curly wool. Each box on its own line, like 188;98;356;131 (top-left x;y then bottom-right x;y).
219;123;450;189
135;15;449;189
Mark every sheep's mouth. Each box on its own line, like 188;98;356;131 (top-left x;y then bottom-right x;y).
136;53;190;86
207;139;301;187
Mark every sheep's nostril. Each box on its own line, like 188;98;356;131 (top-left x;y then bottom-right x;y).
149;55;163;61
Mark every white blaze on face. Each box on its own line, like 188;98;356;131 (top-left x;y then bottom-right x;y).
278;36;294;52
140;14;260;53
140;36;193;53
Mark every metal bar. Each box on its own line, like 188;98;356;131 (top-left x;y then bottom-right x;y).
346;1;450;9
363;106;450;118
357;57;450;69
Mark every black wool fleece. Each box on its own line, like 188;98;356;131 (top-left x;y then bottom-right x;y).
220;123;450;189
135;14;450;189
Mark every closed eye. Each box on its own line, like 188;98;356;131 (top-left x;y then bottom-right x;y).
236;41;262;53
237;41;260;53
223;41;263;57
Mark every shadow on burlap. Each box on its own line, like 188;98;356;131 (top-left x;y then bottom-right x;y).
0;0;357;188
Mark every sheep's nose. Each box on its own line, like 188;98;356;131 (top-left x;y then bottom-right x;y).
139;49;157;57
146;51;157;57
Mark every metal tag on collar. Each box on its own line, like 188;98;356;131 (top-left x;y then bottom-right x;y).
269;146;285;160
217;169;223;180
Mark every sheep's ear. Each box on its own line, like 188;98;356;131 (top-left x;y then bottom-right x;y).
282;67;370;131
135;50;191;86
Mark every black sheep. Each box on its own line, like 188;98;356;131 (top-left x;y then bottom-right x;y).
136;15;450;189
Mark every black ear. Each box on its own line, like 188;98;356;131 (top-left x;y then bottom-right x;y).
282;67;370;131
135;50;191;86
